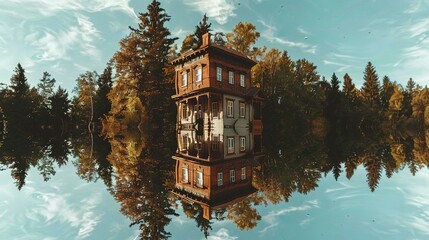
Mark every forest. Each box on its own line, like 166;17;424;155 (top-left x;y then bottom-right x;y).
2;0;429;239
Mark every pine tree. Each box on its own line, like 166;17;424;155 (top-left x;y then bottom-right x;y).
95;64;113;122
361;62;380;108
342;73;355;96
49;86;70;130
180;14;212;53
128;0;177;114
194;13;212;46
10;63;30;98
380;75;394;110
37;72;56;107
403;78;416;117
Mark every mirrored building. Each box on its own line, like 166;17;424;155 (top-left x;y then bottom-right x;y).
171;33;264;220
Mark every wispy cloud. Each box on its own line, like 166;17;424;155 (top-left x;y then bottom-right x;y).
258;19;317;54
30;14;101;62
393;19;429;85
27;191;102;239
183;0;236;25
404;0;429;14
207;228;238;240
407;18;429;39
259;200;319;234
0;0;136;19
297;26;311;36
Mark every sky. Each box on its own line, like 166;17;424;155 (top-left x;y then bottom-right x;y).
1;0;429;92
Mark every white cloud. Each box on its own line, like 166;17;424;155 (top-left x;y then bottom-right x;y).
392;20;429;85
30;14;101;62
404;0;429;14
323;60;351;72
184;0;237;25
259;200;319;234
207;228;238;240
258;19;317;54
408;18;429;39
297;26;311;36
29;191;102;239
0;0;136;19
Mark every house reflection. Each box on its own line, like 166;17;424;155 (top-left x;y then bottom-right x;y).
171;32;263;220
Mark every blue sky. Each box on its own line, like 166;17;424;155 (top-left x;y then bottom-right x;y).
1;0;429;92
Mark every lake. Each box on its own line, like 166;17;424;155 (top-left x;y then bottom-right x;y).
1;129;428;240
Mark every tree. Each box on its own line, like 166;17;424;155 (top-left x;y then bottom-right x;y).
95;64;113;122
71;71;97;128
361;62;380;108
122;0;177;128
226;22;260;55
388;85;404;121
180;34;197;53
403;78;416;117
37;72;56;107
326;73;341;124
380;75;394;110
213;32;226;45
343;73;354;95
194;13;212;47
49;86;71;131
180;14;212;53
10;63;30;98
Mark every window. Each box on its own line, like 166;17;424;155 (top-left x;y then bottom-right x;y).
182;135;188;150
241;167;246;180
230;170;236;183
196;67;202;82
229;71;234;84
217;172;223;186
212;135;219;151
182;104;187;120
182;71;187;86
240;74;245;87
216;67;222;81
212;102;218;118
227;137;235;154
182;167;189;183
239;102;245;118
240;136;246;152
227;100;234;118
196;170;203;187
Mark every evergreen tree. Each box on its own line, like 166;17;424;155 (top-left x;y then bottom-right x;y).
128;0;177;115
380;75;394;110
342;73;355;97
95;64;113;122
37;72;56;107
49;86;71;131
194;13;212;47
10;63;30;98
361;62;380;108
403;78;416;117
326;73;341;124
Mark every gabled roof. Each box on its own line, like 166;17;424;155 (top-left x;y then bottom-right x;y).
171;43;256;67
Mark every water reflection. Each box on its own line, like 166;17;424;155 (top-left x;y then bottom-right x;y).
2;116;429;237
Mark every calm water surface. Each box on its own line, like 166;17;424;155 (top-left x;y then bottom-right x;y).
2;153;428;239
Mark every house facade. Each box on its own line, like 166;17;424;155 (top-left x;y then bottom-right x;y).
171;32;263;220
